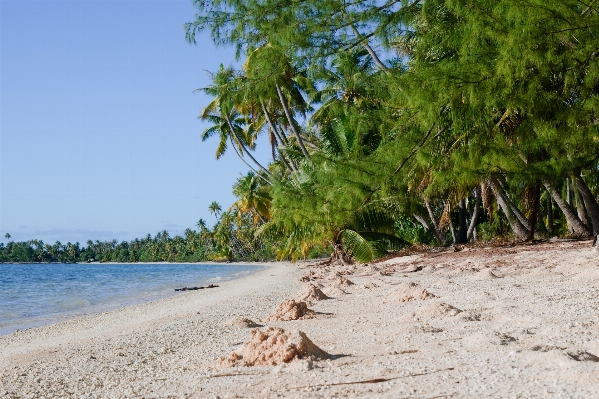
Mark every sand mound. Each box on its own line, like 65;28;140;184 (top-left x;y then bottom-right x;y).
223;317;261;328
217;327;329;367
332;276;354;287
386;282;436;302
471;268;502;280
415;302;463;319
322;285;348;297
299;270;317;282
296;284;329;303
266;300;315;321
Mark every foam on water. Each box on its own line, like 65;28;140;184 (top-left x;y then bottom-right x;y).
0;263;261;335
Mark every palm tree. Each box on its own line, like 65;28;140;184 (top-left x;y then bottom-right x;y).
231;172;271;225
198;65;273;180
208;201;222;221
4;233;10;242
196;218;208;232
243;45;313;161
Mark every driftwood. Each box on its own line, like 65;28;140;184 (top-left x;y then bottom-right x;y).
174;284;219;292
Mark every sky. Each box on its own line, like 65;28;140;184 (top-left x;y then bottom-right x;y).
0;0;271;244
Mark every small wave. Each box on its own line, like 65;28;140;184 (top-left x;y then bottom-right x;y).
57;298;91;311
0;310;20;320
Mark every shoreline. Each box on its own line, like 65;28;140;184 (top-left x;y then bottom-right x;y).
2;242;599;397
0;262;266;336
0;261;290;357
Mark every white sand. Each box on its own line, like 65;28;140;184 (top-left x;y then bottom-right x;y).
2;241;599;398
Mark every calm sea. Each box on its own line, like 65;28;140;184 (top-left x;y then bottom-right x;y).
0;262;262;335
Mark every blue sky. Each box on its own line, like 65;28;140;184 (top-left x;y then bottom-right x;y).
0;0;270;244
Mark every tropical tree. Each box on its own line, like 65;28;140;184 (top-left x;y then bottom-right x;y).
198;65;273;181
208;201;222;221
231;172;271;225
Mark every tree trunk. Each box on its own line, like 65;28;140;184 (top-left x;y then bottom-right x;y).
576;195;591;230
489;177;530;240
348;23;390;74
275;84;310;160
448;216;457;245
413;213;446;246
228;137;268;182
457;199;468;244
425;200;449;245
526;184;541;241
261;102;298;173
543;180;592;237
573;174;599;235
225;115;273;179
547;188;554;235
467;186;481;241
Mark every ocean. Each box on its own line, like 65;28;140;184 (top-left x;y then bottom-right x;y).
0;262;262;335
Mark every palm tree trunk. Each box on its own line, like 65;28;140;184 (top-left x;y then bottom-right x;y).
412;212;442;245
348;23;391;74
467;186;481;241
573;174;599;235
489;177;530;240
224;114;273;179
547;188;554;235
543;180;591;237
252;206;267;224
261;102;298;173
526;184;541;241
457;199;468;244
425;200;449;245
261;102;287;145
275;83;311;160
228;137;271;184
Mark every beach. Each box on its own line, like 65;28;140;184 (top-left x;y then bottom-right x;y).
2;241;599;398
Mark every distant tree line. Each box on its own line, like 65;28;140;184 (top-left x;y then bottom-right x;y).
0;196;330;263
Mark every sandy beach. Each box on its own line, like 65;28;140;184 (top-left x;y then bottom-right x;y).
2;241;599;398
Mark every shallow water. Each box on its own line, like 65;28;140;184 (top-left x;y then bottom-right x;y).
0;262;261;335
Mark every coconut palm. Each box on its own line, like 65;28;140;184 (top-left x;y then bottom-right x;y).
198;65;272;180
231;172;271;225
208;201;222;221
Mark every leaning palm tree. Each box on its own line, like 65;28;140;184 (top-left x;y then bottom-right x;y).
243;45;314;161
198;65;272;181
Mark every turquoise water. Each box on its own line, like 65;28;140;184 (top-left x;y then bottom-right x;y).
0;263;261;335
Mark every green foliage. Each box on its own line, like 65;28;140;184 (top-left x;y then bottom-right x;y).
341;230;407;263
395;216;434;245
187;0;599;259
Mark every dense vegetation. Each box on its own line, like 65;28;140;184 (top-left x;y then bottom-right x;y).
4;0;598;264
186;0;599;262
0;200;321;263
